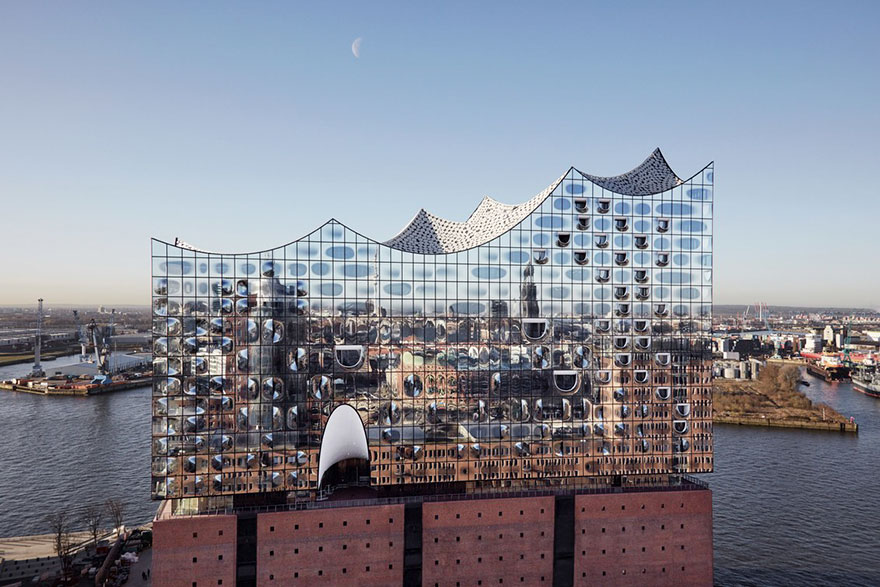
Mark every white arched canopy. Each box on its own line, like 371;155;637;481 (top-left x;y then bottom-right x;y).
317;404;370;487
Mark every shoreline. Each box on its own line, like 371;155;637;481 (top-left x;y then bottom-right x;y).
713;363;858;433
714;415;858;433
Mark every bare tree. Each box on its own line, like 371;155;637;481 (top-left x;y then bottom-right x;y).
46;511;75;581
105;498;124;534
82;505;103;550
777;364;801;393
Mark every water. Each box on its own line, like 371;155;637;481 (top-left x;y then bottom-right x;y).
709;370;880;586
0;356;153;536
1;353;91;375
0;361;878;585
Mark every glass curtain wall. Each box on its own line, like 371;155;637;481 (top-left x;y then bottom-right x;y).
151;163;714;502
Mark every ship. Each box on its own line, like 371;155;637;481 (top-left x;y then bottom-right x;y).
804;351;851;382
851;360;880;398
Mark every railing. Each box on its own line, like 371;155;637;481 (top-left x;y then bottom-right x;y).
158;475;709;520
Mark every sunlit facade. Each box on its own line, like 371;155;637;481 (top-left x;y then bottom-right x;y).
151;149;714;511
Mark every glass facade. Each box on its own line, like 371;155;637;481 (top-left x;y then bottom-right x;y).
151;152;714;503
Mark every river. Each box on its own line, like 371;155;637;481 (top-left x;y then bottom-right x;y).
708;370;880;586
0;355;154;536
0;358;878;585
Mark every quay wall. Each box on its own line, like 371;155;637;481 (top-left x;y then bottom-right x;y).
714;416;858;433
0;378;151;396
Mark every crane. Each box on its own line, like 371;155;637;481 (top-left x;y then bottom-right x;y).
737;304;751;330
30;298;45;378
87;319;112;381
72;310;89;362
841;320;855;366
758;303;781;358
761;303;772;333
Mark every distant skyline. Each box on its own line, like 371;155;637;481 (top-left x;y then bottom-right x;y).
1;1;878;307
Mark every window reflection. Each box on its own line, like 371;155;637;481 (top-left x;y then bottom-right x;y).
151;163;714;500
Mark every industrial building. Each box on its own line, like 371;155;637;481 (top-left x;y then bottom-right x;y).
151;149;715;585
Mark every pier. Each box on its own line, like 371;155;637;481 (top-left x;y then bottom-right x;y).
713;363;859;433
0;352;151;396
0;377;150;396
714;415;858;433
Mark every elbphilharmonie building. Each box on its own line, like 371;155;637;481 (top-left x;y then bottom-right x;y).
151;150;715;586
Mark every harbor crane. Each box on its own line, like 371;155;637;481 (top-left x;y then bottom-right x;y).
72;310;89;362
753;302;781;357
736;305;751;330
760;302;772;332
87;318;112;378
841;321;855;366
29;298;45;378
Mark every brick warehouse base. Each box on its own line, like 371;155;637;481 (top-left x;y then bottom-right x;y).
152;513;238;586
153;486;712;587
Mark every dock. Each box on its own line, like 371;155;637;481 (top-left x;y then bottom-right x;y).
1;352;151;396
714;415;858;433
0;378;151;396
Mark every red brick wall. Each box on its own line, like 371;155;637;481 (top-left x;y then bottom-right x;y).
151;488;712;586
574;489;713;586
421;496;556;586
152;514;237;587
256;504;405;585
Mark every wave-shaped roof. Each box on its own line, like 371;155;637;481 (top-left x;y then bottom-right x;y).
164;148;701;256
384;148;685;254
383;171;568;255
578;148;683;196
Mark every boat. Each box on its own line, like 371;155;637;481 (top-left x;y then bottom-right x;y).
852;367;880;398
851;357;880;398
805;352;851;382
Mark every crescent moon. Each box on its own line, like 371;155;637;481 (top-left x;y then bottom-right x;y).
351;37;362;59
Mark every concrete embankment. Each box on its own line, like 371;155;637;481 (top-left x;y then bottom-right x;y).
714;415;858;433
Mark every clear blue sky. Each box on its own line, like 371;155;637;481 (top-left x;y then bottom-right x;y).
1;1;878;308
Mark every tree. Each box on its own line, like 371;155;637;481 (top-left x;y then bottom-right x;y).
46;511;75;581
755;363;779;395
776;364;801;393
105;498;124;534
82;505;103;550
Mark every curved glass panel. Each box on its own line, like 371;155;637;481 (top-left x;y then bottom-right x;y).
151;158;714;500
